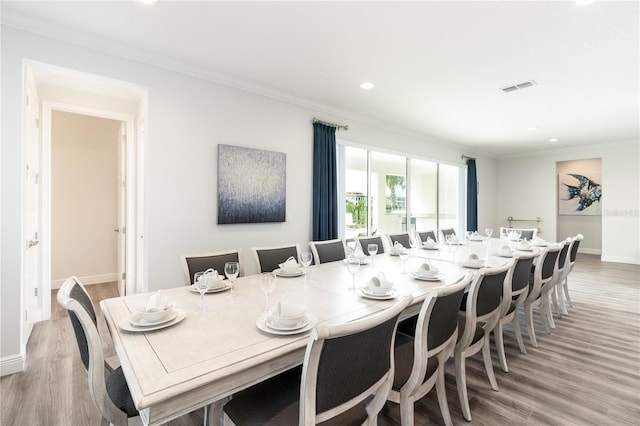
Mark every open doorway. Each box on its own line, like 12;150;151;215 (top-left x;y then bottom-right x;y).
22;61;146;343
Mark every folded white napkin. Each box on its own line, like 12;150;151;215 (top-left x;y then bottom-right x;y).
391;241;406;253
277;300;305;318
499;245;513;255
418;262;438;276
353;246;366;259
369;273;393;290
145;290;172;312
278;256;300;271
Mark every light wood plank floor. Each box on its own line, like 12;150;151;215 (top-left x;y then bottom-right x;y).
2;254;639;425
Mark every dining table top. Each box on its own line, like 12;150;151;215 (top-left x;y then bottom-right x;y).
100;236;546;425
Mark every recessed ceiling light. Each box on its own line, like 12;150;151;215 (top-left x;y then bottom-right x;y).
139;0;158;4
527;127;538;131
576;0;595;5
360;81;375;90
549;138;559;142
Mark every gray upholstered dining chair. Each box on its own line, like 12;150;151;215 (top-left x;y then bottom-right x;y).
356;235;386;255
387;233;412;249
417;230;438;244
57;276;139;426
252;243;300;273
180;248;242;284
308;239;346;264
439;228;457;241
493;251;538;372
222;296;412;425
551;239;572;317
389;272;473;426
523;244;562;347
560;234;583;309
454;262;512;422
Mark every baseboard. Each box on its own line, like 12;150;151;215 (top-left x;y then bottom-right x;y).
0;354;25;377
579;248;601;255
51;273;118;289
601;255;640;265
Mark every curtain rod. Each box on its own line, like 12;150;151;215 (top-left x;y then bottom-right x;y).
461;155;476;161
313;117;349;131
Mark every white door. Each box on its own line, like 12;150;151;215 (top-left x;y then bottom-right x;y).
23;71;45;334
117;122;127;296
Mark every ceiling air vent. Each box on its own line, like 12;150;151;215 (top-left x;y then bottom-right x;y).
501;80;537;93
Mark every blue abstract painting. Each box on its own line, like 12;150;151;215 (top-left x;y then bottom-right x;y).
218;144;286;224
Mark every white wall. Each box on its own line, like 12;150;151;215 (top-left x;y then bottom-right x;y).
51;111;119;285
496;140;639;264
1;27;493;368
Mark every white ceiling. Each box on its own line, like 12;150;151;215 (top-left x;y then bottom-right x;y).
2;1;638;157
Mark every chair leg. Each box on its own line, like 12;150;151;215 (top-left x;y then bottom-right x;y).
542;295;555;330
550;286;562;318
455;353;472;421
494;321;508;373
436;365;453;426
556;281;568;316
482;335;499;391
563;279;573;307
399;393;415;426
512;311;527;354
525;303;538;347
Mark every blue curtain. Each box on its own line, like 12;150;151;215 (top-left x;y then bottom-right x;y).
466;159;478;232
312;123;338;240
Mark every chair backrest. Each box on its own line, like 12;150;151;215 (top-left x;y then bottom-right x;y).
557;239;570;272
440;228;456;240
501;252;538;316
57;277;129;425
180;249;242;284
357;235;386;255
308;239;346;265
570;234;583;263
458;263;511;349
299;296;412;424
417;230;437;244
387;233;412;249
527;245;561;302
420;272;473;354
252;243;300;273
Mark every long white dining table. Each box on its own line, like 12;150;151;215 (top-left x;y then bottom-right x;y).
100;238;521;426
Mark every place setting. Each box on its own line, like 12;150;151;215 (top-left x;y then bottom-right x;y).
188;268;232;294
495;245;514;258
421;237;439;250
461;253;489;269
273;256;305;277
256;297;317;336
410;261;444;281
359;272;399;300
344;246;369;265
120;290;186;332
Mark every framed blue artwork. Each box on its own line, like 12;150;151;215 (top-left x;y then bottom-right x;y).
217;144;286;224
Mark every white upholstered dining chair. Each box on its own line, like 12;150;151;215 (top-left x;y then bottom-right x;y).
180;248;242;284
252;243;300;273
308;239;347;264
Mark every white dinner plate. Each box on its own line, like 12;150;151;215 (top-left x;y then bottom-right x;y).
515;247;534;252
265;315;310;331
120;309;186;332
462;262;487;269
256;314;317;336
496;253;514;258
359;288;398;300
189;283;232;294
130;309;178;327
410;272;444;281
274;268;305;277
422;246;439;250
343;258;369;265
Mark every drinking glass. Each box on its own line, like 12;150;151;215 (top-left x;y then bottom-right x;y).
346;256;360;291
259;272;276;312
409;234;419;256
367;243;378;267
300;252;313;283
485;228;493;238
399;250;410;274
224;262;239;296
194;271;208;314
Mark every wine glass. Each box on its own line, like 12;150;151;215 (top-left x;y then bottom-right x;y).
399;249;410;274
485;228;493;238
194;271;209;314
224;262;239;296
367;243;378;267
346;256;360;291
259;272;276;313
300;252;313;283
409;234;419;256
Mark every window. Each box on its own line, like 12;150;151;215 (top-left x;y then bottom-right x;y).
339;144;463;243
